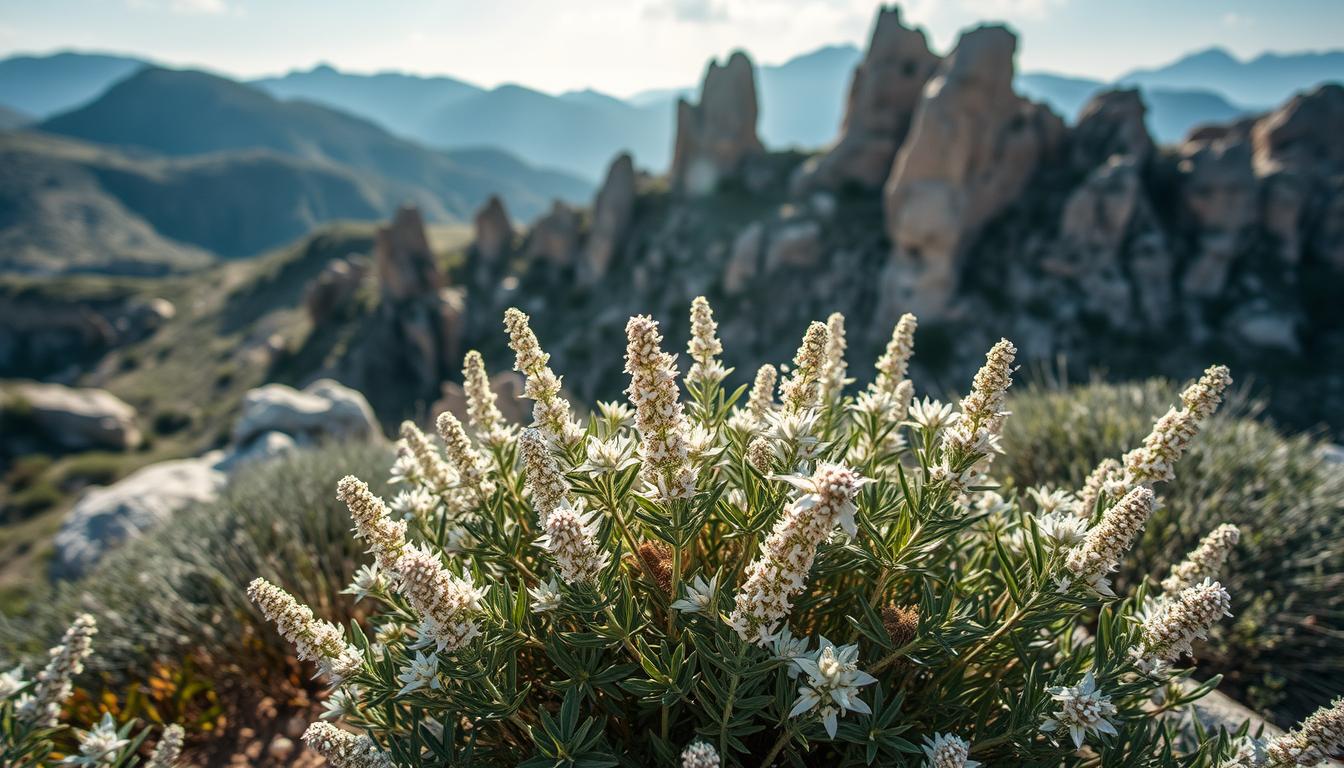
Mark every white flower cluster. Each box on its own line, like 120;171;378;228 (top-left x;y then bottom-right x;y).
779;321;828;415
505;307;583;446
146;723;185;768
1063;486;1155;596
1266;697;1344;766
680;739;721;768
247;578;362;684
746;364;777;421
624;314;697;500
303;721;395;768
436;410;495;503
922;732;980;768
339;475;408;571
1161;524;1239;595
520;427;570;525
535;499;610;586
395;543;488;653
1124;365;1232;487
820;312;849;403
1041;671;1119;748
873;312;917;396
16;613;97;728
730;463;867;644
397;421;457;497
1138;578;1232;663
686;296;728;388
942;338;1017;459
462;349;514;448
1078;458;1124;519
787;637;877;738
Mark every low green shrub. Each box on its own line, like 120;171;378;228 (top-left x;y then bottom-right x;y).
1000;379;1344;723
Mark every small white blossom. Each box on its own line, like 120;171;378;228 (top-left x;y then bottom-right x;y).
529;578;563;613
773;627;811;679
0;664;26;699
321;686;363;720
625;314;698;500
63;713;129;766
787;637;877;738
580;432;639;474
908;397;955;432
343;563;387;603
671;574;719;614
922;732;980;768
1041;671;1119;749
1063;486;1156;597
1036;511;1089;549
681;739;721;768
397;650;441;696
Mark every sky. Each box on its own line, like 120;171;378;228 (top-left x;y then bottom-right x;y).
1;0;1342;96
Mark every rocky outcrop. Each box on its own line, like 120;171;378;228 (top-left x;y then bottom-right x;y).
1177;126;1258;298
881;25;1065;318
1071;89;1154;170
792;6;939;192
522;201;580;267
375;206;442;303
0;295;174;382
581;153;636;283
472;195;515;266
232;379;379;448
670;52;764;196
3;381;141;451
303;257;366;325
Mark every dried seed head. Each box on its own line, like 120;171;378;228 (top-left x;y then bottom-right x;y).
881;603;919;649
747;435;773;475
636;541;674;596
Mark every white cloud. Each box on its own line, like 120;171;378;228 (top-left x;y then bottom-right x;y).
127;0;235;16
1221;11;1251;27
957;0;1066;20
644;0;730;23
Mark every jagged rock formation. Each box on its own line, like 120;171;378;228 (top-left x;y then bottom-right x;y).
670;52;765;196
881;25;1066;318
521;201;581;267
0;293;174;381
472;195;514;267
581;153;636;283
303;256;366;326
1071;88;1154;170
792;6;939;192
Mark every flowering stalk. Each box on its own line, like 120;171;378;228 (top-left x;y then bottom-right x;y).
1138;578;1232;663
1124;365;1232;487
624;314;697;501
520;427;570;526
820;312;848;404
872;313;917;396
146;724;185;768
248;578;362;684
686;296;728;389
943;338;1017;456
17;613;97;728
394;543;488;653
779;321;828;415
1266;697;1344;766
398;420;457;496
535;499;610;586
1063;486;1156;596
681;739;721;768
436;411;495;504
730;463;866;644
303;722;394;768
1161;524;1239;595
1078;458;1124;519
338;475;408;571
462;350;512;448
504;307;583;446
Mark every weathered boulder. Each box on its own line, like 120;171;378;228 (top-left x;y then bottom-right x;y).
793;6;939;192
723;221;764;296
472;195;514;266
670;51;765;196
376;206;442;302
882;25;1065;317
232;379;379;447
1071;88;1154;170
1178;128;1257;298
522;201;580;267
1252;83;1344;176
52;455;227;579
4;381;141;451
581;153;636;283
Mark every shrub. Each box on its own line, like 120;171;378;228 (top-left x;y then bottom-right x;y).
241;303;1338;767
0;441;393;727
999;379;1344;723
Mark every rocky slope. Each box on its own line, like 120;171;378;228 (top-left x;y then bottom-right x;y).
452;11;1344;434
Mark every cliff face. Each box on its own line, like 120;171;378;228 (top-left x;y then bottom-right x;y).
453;22;1344;432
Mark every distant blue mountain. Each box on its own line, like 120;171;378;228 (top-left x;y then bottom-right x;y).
1015;73;1251;143
1119;46;1344;108
0;51;149;117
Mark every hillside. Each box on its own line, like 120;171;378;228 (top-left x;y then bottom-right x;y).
0;131;457;272
1017;73;1251;142
39;67;593;220
0;51;148;118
